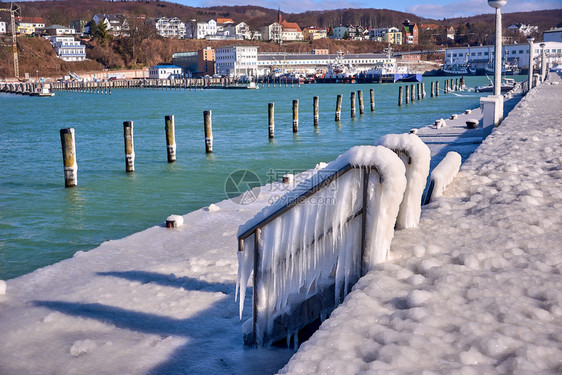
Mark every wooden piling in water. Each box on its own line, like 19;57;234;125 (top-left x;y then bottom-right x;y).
313;96;319;126
60;128;77;187
204;110;213;153
405;85;409;104
350;92;356;118
421;82;426;99
358;90;364;115
370;89;375;112
436;81;440;97
123;121;135;172
335;94;342;121
398;86;403;106
411;84;415;102
268;103;275;139
292;99;299;133
165;115;176;162
417;83;421;101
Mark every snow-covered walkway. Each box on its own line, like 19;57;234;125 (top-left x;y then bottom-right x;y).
0;73;560;375
280;74;562;374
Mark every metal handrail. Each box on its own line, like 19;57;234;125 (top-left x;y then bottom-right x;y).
239;163;384;346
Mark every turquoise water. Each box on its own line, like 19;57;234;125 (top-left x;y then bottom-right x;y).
0;76;521;279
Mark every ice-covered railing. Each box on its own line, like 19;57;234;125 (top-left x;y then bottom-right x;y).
424;151;462;204
378;133;431;229
236;146;406;347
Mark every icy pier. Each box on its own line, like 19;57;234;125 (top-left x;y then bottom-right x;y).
280;74;562;373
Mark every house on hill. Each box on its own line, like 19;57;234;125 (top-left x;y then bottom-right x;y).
303;26;327;41
402;19;418;44
44;24;76;36
92;14;129;37
155;17;187;38
13;17;45;35
262;22;282;43
280;20;303;41
369;27;402;45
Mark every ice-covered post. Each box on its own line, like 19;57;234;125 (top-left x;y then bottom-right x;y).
425;151;462;204
370;88;375;111
292;99;299;133
165;115;176;162
204;110;213;153
60;128;77;187
335;94;342;121
431;81;435;97
268;103;275;139
417;83;421;100
313;96;319;126
489;0;506;96
123;121;135;172
358;90;364;115
540;43;547;82
350;91;356;118
527;36;535;90
421;82;426;99
378;133;431;229
398;86;403;106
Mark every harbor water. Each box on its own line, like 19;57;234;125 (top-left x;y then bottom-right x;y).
0;76;524;279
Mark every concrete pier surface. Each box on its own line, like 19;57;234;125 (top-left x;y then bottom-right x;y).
0;74;560;374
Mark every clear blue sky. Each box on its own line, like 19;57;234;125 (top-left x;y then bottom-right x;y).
172;0;560;19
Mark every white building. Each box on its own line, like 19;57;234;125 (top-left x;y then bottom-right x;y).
256;52;391;76
45;24;76;36
92;14;129;37
148;65;183;79
507;23;538;37
262;23;282;43
155;17;187;38
49;36;86;61
215;45;258;77
544;27;562;43
196;19;217;39
224;22;251;40
0;21;6;34
445;41;562;70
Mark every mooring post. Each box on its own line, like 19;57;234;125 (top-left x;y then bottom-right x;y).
370;88;375;111
411;84;415;102
204;110;213;153
436;81;440;97
421;82;426;99
123;121;135;172
292;99;299;133
417;83;421;101
165;115;176;162
335;94;342;121
444;80;448;94
405;85;410;104
268;103;275;139
398;86;403;106
60;128;77;187
350;91;356;118
313;96;319;126
358;90;364;115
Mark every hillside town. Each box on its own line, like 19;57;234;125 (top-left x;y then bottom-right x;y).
0;3;561;81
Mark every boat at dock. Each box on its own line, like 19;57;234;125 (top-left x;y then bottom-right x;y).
475;77;516;92
31;87;55;97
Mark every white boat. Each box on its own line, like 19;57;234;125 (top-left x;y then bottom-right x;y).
31;87;55;97
316;51;359;83
475;77;516;92
247;82;259;89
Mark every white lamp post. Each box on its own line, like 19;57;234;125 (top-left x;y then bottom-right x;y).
540;42;546;82
527;36;535;90
488;0;506;96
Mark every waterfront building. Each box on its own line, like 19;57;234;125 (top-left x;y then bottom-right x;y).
280;20;303;41
49;36;86;62
45;24;76;36
215;45;258;77
332;26;349;39
148;65;183;79
369;27;403;45
14;17;45;35
196;19;217;39
445;41;562;70
171;52;198;76
155;17;187;38
303;27;327;41
507;23;538;36
92;14;129;37
262;22;282;43
402;19;418;45
544;27;562;42
256;52;391;76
